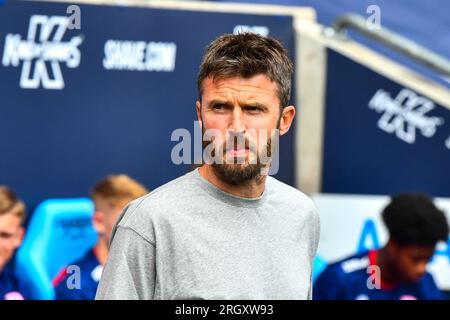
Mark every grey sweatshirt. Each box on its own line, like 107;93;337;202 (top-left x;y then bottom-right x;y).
95;168;320;300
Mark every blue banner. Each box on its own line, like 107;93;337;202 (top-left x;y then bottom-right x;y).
0;0;296;211
322;49;450;197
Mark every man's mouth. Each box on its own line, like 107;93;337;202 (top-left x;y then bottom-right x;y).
227;148;249;157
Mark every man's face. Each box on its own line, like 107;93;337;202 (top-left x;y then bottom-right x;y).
196;74;295;184
392;245;435;283
92;197;124;245
0;213;24;271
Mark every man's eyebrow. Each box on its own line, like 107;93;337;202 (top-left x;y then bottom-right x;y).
208;100;269;110
207;100;232;108
241;102;269;110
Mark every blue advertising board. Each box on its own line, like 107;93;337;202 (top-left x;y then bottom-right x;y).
322;49;450;197
0;0;296;211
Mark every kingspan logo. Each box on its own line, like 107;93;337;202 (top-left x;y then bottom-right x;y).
368;88;444;144
2;15;83;89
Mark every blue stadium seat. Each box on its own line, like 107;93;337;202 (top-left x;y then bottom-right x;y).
312;255;328;283
15;198;98;300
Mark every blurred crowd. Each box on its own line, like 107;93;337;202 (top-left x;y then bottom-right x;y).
0;178;449;300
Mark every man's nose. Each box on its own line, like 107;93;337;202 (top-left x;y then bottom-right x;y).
229;108;246;132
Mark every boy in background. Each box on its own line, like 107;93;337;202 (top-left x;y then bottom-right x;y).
54;175;148;300
0;186;30;300
314;193;449;300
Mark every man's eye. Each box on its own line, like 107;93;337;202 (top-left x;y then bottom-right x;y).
246;106;261;112
213;104;228;110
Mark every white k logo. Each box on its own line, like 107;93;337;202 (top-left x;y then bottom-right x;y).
368;88;444;144
2;15;83;89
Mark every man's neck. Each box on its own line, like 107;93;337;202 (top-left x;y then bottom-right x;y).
199;165;266;199
94;238;109;266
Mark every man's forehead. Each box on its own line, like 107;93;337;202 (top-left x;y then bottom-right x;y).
201;75;278;101
204;74;276;90
403;245;435;255
0;213;21;229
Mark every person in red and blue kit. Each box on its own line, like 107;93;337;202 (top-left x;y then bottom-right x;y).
53;175;148;300
314;193;449;300
0;186;31;300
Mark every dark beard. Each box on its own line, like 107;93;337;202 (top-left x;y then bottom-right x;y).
202;127;273;186
212;162;263;186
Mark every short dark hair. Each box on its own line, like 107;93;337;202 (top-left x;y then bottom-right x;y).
197;33;294;108
382;193;449;246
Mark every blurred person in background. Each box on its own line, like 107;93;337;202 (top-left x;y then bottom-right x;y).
53;175;148;300
314;193;449;300
0;186;30;300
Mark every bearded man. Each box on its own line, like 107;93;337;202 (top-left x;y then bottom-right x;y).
96;33;320;300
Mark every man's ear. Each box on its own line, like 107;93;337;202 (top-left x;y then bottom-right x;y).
279;105;296;136
196;100;203;128
92;211;106;234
